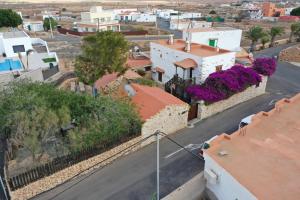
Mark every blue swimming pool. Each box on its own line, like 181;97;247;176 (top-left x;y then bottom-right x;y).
0;59;23;72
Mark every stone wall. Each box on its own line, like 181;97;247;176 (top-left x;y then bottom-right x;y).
279;45;300;63
197;76;267;120
142;104;190;144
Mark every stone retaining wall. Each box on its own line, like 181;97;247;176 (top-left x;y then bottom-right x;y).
197;76;268;120
279;44;300;63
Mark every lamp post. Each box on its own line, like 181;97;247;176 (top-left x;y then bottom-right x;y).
26;49;34;71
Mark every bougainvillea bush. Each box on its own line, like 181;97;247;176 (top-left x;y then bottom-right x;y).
252;57;276;76
186;65;262;104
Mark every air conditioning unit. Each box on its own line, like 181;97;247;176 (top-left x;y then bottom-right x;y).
204;169;218;185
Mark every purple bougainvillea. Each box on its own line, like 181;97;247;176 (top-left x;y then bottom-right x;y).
186;64;262;104
252;57;277;76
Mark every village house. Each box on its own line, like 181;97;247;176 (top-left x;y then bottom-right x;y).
115;11;140;22
136;12;157;23
23;20;44;32
262;2;285;17
150;36;236;84
74;6;120;32
0;31;58;74
203;93;300;200
169;19;212;30
182;27;243;52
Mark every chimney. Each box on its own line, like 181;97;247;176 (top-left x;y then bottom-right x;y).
185;41;191;52
168;34;174;45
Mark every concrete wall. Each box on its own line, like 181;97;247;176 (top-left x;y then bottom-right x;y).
150;42;235;84
170;21;212;30
1;36;33;57
204;154;257;200
183;29;242;51
197;76;267;120
142;104;189;143
136;14;156;22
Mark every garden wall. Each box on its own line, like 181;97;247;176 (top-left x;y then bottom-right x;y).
197;76;268;120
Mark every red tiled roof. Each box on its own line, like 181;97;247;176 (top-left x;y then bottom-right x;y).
131;84;186;121
174;58;197;69
126;57;151;69
154;67;165;73
94;73;118;89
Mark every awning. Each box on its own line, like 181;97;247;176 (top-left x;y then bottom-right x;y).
153;67;165;73
174;58;197;69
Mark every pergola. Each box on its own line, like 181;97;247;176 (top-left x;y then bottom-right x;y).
174;58;197;79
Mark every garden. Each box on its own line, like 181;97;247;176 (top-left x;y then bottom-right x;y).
0;81;142;177
186;57;276;104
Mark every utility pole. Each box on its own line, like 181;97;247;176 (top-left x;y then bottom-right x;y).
156;131;160;200
96;18;100;32
47;12;54;39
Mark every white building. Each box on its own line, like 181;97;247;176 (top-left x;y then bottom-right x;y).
115;11;140;22
136;13;157;23
170;20;211;30
150;37;236;84
246;9;263;19
182;27;243;52
23;21;44;32
285;7;295;16
203;94;300;200
156;9;179;19
169;12;202;21
75;6;120;32
0;31;58;73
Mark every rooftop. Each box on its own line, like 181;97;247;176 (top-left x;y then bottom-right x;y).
186;27;240;33
131;84;186;121
153;39;231;57
205;93;300;200
126;57;151;69
1;31;28;39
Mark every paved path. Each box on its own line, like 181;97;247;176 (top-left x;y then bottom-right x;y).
32;43;300;200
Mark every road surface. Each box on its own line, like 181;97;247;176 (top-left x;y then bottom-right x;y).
33;43;300;200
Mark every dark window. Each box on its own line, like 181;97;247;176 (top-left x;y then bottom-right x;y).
158;72;162;82
160;54;162;58
12;45;25;53
189;69;193;78
216;65;222;72
144;66;151;71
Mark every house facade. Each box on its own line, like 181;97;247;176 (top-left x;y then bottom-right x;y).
169;20;212;30
203;94;300;200
136;13;157;23
182;27;242;52
262;2;285;17
23;21;44;32
150;38;236;84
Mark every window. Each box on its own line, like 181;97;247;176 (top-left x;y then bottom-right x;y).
215;65;222;72
12;45;25;53
209;39;218;47
144;66;151;71
158;72;163;82
160;54;162;58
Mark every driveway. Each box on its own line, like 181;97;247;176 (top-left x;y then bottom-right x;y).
32;44;300;200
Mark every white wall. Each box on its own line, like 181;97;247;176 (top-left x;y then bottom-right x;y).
204;154;257;200
170;21;212;30
136;14;156;22
183;29;242;51
169;12;202;21
1;36;33;57
150;42;235;84
23;22;44;32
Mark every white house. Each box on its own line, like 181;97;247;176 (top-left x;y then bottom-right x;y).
115;11;140;22
150;36;236;84
246;9;263;19
156;9;179;19
285;7;295;16
136;13;157;23
203;94;300;200
170;19;211;30
169;12;202;21
75;6;120;32
0;31;58;73
182;27;243;52
23;21;44;32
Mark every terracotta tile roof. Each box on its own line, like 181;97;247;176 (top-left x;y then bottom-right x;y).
153;67;165;73
205;93;300;200
124;70;142;79
174;58;197;69
131;83;187;121
153;39;231;57
126;57;151;69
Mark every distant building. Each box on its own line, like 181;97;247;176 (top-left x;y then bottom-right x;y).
75;6;120;32
169;20;212;30
136;13;157;23
182;27;243;52
115;11;140;22
169;12;202;21
262;2;285;17
285;7;296;16
240;8;263;20
203;93;300;200
23;21;44;32
150;37;236;84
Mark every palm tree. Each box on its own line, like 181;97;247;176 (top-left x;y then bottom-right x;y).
269;26;285;47
246;26;264;52
261;33;270;49
289;22;300;43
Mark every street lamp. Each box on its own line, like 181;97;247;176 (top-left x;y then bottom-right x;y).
26;49;34;71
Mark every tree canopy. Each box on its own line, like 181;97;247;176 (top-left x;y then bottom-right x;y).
269;26;285;47
290;7;300;16
75;31;129;85
43;17;58;31
0;9;22;28
0;81;141;163
246;26;264;51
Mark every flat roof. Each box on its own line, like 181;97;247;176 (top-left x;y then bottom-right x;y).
152;39;231;57
205;93;300;200
186;27;241;33
1;31;28;39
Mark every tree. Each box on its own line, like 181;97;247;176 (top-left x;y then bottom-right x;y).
246;26;264;52
0;9;22;28
290;7;300;16
289;22;300;42
75;31;129;86
269;26;285;47
261;33;270;49
209;10;217;15
43;17;57;31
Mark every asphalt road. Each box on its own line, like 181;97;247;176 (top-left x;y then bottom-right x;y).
32;43;300;200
